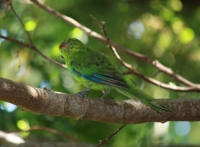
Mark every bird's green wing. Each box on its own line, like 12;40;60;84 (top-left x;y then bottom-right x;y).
69;48;129;88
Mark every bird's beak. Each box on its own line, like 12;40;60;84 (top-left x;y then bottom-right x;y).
59;44;63;50
59;41;67;50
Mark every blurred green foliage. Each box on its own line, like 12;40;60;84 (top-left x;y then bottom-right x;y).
1;0;200;146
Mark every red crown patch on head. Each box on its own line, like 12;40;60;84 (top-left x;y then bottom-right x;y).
59;40;67;49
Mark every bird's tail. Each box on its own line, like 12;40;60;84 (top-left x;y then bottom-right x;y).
115;81;172;113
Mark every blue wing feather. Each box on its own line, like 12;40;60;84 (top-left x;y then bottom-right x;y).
80;72;128;88
69;54;129;88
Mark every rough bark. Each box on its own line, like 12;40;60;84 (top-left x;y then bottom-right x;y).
0;77;200;124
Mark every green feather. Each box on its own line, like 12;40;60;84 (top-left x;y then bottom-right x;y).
59;38;172;113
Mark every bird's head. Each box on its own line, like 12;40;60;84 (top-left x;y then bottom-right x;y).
59;38;84;59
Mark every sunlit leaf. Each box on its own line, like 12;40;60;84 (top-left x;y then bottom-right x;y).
170;0;182;11
17;119;30;137
25;20;37;31
179;28;194;44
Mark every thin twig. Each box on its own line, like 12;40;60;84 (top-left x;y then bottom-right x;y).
30;0;105;42
9;1;32;44
2;0;200;91
90;15;133;69
15;48;21;68
2;1;66;68
89;15;200;92
143;70;162;90
0;34;66;69
96;124;127;147
31;0;200;90
121;50;198;88
0;30;198;92
3;0;11;13
90;14;102;29
10;125;78;143
126;68;199;91
30;0;200;90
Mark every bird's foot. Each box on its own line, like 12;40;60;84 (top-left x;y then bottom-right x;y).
98;97;114;101
76;92;86;98
108;97;114;100
43;87;52;92
100;89;110;100
75;88;91;98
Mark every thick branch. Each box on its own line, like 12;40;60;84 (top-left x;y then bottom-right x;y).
1;77;200;124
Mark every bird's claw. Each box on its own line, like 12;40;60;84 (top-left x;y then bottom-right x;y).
75;92;87;98
99;97;114;100
99;89;110;100
75;88;91;98
43;87;52;92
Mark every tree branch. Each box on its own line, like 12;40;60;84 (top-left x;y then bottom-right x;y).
30;0;200;91
11;126;78;143
9;1;32;44
89;15;200;92
1;0;66;69
126;69;200;92
1;77;200;124
1;0;199;92
0;34;66;69
96;124;127;147
90;15;133;69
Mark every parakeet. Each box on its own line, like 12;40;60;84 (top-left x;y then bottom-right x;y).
59;38;171;113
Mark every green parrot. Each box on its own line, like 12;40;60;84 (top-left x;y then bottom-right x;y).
59;38;171;113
